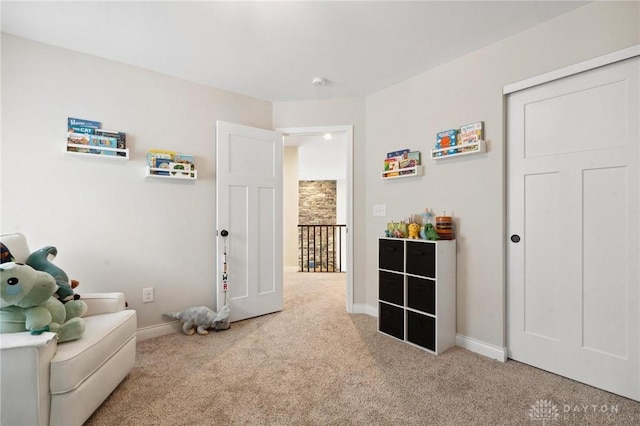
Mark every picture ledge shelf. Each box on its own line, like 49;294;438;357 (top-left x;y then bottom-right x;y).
145;166;198;180
66;143;130;160
381;165;423;180
431;140;486;160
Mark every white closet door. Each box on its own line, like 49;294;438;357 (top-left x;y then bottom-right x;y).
507;56;639;400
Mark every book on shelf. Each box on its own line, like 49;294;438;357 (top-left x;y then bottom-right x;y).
459;121;483;145
169;162;192;177
147;149;176;175
386;148;410;159
154;157;172;176
67;132;91;153
436;129;458;150
407;151;421;165
67;117;101;135
88;135;118;156
172;153;195;177
384;158;399;171
95;129;126;156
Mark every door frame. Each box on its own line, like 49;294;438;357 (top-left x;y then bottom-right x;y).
277;125;355;313
503;44;640;354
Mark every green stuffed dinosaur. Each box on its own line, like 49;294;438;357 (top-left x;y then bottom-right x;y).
26;246;79;303
0;262;87;342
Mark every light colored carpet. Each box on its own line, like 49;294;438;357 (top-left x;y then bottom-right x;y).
86;272;640;425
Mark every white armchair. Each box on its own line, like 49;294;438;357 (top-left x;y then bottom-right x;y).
0;233;137;426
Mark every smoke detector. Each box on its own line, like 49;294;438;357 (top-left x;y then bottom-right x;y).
312;77;328;87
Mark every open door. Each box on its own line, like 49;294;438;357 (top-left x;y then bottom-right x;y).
216;121;283;322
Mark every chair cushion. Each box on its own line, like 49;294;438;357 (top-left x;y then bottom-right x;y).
50;309;137;395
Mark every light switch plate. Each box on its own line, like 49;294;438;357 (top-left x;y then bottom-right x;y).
373;204;386;217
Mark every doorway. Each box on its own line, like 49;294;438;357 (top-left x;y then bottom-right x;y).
278;125;354;313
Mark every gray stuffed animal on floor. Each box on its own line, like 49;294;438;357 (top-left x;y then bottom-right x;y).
163;305;230;335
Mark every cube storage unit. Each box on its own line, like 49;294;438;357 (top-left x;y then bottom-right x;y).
378;238;456;354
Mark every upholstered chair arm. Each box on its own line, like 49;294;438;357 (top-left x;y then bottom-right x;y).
0;332;58;426
81;292;127;316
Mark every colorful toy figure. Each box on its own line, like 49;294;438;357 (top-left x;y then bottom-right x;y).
424;223;440;241
408;223;420;239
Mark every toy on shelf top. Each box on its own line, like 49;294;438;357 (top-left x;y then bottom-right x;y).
384;209;453;241
419;208;434;239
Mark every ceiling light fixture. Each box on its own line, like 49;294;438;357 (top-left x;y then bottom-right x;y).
312;77;328;87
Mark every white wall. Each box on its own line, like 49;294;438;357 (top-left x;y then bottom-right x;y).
0;34;273;333
365;1;640;348
298;135;347;180
283;146;299;271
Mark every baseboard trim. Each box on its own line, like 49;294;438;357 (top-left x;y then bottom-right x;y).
456;334;507;362
352;303;377;316
136;322;179;341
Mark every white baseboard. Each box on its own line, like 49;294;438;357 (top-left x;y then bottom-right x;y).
456;334;507;362
354;304;507;362
352;303;377;316
136;322;180;341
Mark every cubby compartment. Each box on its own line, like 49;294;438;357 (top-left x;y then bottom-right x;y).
379;271;404;306
407;311;436;351
405;241;435;278
378;238;404;272
407;276;435;315
378;302;404;340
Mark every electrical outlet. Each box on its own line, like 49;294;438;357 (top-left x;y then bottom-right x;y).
142;287;154;303
373;204;387;217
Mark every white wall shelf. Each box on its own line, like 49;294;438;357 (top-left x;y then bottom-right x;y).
430;140;486;160
145;166;198;180
381;165;423;180
66;143;130;160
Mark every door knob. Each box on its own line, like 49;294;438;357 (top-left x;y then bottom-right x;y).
220;230;229;237
510;234;521;243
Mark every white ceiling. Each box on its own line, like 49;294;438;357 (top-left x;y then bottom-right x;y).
1;1;588;102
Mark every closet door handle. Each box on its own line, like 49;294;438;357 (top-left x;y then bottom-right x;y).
510;234;521;243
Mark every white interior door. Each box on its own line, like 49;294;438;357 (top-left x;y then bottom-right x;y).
507;56;639;400
216;121;283;322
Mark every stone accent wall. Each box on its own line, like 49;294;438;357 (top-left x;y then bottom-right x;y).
298;180;338;271
298;180;336;224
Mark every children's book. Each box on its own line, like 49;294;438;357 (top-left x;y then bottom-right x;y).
386;149;410;159
169;162;192;177
68;117;100;135
436;129;458;149
459;121;483;144
67;132;91;153
154;157;172;176
173;153;195;177
95;129;126;156
147;150;175;175
88;135;118;156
